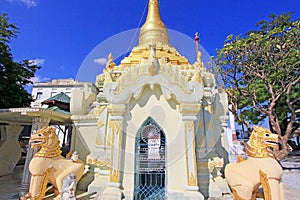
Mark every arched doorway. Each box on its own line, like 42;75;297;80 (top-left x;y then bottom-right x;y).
134;117;167;200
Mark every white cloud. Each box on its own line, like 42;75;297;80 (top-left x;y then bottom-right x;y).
21;0;37;7
30;76;50;84
30;76;40;83
94;57;107;65
29;58;45;66
6;0;38;8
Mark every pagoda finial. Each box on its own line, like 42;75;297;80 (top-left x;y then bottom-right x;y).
195;32;199;55
139;0;169;46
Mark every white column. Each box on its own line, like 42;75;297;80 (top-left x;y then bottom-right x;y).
0;123;23;176
179;104;204;200
19;117;50;197
101;104;126;200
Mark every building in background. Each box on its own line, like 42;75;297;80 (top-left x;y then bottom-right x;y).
29;78;99;149
31;78;98;108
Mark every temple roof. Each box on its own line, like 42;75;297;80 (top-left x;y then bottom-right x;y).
42;92;70;113
42;92;70;105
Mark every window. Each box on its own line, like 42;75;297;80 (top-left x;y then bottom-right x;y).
51;92;57;97
36;92;43;100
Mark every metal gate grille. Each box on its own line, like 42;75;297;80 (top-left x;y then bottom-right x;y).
134;173;165;200
134;118;166;200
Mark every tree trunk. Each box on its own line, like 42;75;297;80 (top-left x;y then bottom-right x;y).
274;136;293;161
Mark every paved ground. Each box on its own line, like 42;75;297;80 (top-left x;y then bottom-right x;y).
280;152;300;200
0;165;23;200
1;157;299;200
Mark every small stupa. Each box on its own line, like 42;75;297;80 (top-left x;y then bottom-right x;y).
70;0;230;199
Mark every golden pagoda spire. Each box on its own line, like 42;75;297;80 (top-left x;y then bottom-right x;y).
139;0;169;46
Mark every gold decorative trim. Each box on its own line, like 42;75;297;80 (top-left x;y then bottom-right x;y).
108;117;123;183
29;168;50;200
237;155;245;163
184;121;198;186
246;143;272;158
96;134;103;145
110;169;119;183
197;162;208;168
205;104;212;114
259;170;272;200
230;186;245;200
188;173;197;186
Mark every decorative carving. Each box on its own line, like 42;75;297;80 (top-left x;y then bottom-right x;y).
191;70;204;86
86;154;110;167
225;126;284;200
96;105;106;128
182;111;199;188
147;44;160;76
194;51;205;69
104;73;204;104
105;53;116;71
208;157;224;178
106;105;125;185
21;127;84;200
111;120;122;136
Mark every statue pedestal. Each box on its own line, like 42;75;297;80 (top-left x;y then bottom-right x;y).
214;176;231;195
209;179;222;198
184;190;204;200
88;170;109;194
100;183;123;200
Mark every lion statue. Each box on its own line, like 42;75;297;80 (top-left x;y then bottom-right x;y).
225;126;284;200
22;126;84;200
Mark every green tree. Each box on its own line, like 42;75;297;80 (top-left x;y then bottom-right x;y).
0;13;40;108
214;13;300;160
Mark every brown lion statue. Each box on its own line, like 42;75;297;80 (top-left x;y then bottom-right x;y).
21;126;84;200
225;126;284;200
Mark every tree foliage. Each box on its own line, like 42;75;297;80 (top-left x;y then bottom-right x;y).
214;13;300;160
0;13;40;108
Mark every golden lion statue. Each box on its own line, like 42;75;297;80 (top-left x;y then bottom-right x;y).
225;126;284;200
22;127;84;200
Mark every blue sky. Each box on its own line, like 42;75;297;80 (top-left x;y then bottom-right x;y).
1;0;300;86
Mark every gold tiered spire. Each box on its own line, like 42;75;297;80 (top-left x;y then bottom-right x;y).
120;0;189;66
139;0;169;45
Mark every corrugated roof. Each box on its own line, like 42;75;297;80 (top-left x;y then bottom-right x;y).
46;106;70;115
42;92;70;104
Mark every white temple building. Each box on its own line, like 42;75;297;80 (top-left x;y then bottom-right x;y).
69;0;230;199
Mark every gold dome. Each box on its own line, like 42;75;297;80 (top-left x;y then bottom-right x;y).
139;0;170;46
